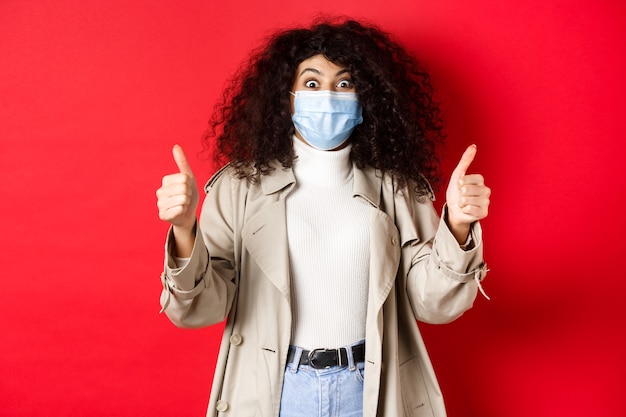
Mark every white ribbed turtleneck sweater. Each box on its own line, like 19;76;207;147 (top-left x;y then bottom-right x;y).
287;138;370;350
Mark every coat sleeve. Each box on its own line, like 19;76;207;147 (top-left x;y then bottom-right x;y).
401;191;489;324
159;167;238;329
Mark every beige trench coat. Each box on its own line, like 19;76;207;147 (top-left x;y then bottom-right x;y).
160;162;487;417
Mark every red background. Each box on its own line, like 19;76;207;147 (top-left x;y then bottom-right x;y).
1;0;625;416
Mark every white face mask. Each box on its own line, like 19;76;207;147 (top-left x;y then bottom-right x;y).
291;91;363;150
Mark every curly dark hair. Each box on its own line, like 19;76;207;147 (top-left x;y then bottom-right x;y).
204;17;446;194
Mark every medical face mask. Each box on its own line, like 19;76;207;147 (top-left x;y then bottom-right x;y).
291;91;363;150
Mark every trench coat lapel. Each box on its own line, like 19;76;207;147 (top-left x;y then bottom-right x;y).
240;165;400;310
241;168;294;300
353;165;401;311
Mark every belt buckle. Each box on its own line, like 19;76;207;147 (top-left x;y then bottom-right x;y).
308;348;331;369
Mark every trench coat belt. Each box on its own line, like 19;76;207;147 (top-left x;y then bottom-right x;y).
287;342;366;369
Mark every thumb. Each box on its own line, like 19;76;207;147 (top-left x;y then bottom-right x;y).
451;144;477;179
172;144;194;177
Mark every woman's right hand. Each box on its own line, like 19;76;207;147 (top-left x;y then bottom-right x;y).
156;145;199;257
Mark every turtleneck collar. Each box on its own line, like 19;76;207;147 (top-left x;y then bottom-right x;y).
292;136;353;187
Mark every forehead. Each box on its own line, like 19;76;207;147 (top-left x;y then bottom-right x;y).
295;54;348;76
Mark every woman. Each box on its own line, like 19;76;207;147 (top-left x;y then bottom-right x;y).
156;18;490;417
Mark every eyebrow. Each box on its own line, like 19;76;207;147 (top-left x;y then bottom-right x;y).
299;68;351;77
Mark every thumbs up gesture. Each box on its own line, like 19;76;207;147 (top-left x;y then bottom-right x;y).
156;145;199;232
445;145;491;244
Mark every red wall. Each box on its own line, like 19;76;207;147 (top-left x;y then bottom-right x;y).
1;0;624;415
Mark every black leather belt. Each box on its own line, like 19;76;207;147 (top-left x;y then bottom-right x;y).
287;343;365;369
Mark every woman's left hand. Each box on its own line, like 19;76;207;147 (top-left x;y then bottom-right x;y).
445;145;491;244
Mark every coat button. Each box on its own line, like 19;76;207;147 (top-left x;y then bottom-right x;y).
391;236;398;246
216;400;229;412
229;334;243;345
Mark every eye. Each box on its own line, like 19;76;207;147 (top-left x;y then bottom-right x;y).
337;78;354;89
305;79;320;88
